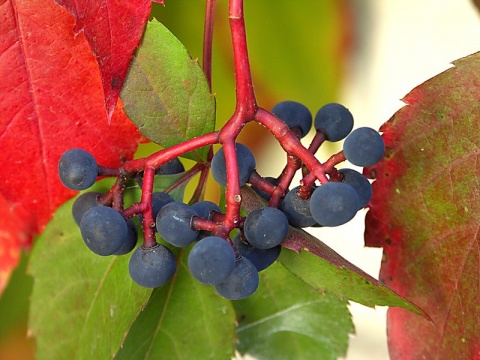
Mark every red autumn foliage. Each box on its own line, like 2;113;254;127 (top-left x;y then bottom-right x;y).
365;53;480;359
0;0;144;293
55;0;163;120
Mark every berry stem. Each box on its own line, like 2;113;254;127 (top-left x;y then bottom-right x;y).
308;131;327;155
255;108;329;184
97;165;120;177
120;131;219;173
140;166;156;247
269;154;301;208
191;146;214;203
248;171;275;195
221;139;242;234
202;0;216;90
164;163;204;194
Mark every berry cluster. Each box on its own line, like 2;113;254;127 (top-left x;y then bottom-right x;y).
58;100;384;300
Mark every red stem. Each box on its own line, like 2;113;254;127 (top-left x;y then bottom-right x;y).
269;155;302;208
121;131;219;173
140;166;156;247
221;140;242;235
164;163;204;194
228;0;257;117
255;108;329;184
203;0;216;89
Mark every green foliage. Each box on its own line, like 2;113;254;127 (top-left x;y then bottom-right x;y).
121;19;215;161
234;262;353;360
280;249;423;313
114;248;236;360
28;196;152;360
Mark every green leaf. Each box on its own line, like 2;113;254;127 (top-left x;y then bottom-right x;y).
280;248;422;313
114;248;236;360
28;197;151;360
234;262;353;360
120;19;216;162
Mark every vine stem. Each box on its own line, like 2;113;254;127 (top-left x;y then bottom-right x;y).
110;0;343;246
202;0;216;90
254;108;329;184
228;0;257;117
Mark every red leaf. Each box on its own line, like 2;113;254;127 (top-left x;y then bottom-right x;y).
0;0;142;293
56;0;155;120
364;53;480;359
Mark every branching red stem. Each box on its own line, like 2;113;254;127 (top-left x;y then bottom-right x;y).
255;108;329;184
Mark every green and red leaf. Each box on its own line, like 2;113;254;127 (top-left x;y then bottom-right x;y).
0;0;142;294
56;0;157;120
365;52;480;359
120;19;216;162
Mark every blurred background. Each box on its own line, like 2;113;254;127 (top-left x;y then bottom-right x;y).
1;1;480;359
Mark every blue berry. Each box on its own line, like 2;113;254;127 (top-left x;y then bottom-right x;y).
113;220;138;255
271;101;312;138
338;168;372;210
243;207;288;249
156;202;199;247
128;244;177;288
156;158;185;175
58;148;98;190
188;236;236;285
215;256;259;300
191;201;221;220
151;192;174;220
233;233;281;272
71;191;102;226
281;186;316;228
80;206;127;256
314;103;354;141
343;127;385;166
309;182;359;227
211;143;256;187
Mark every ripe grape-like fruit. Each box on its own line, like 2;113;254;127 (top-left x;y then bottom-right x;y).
80;206;127;256
243;207;289;249
310;182;359;227
338;168;372;210
58;148;98;190
314;103;354;142
156;202;199;247
343;127;385;166
233;233;281;272
271;100;312;138
215;256;259;300
151;192;174;220
72;191;102;226
281;186;316;228
188;236;236;285
211;143;256;187
156;158;185;175
191;201;221;220
113;220;138;255
128;243;177;288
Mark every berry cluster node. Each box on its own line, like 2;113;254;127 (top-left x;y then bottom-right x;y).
59;100;385;300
